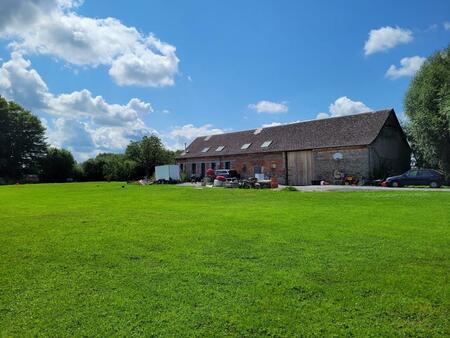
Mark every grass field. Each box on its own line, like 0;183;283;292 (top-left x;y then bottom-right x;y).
0;183;449;336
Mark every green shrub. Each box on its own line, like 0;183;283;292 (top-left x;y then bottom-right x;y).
281;186;298;192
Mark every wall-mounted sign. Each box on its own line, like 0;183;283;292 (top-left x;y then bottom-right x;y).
332;152;343;161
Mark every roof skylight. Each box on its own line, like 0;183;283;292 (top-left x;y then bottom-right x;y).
201;147;210;153
254;128;263;135
241;143;251;150
204;135;212;141
215;146;225;152
261;140;272;148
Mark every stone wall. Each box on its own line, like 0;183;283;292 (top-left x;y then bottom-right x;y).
312;147;370;182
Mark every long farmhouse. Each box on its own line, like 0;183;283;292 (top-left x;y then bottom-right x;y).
176;109;411;185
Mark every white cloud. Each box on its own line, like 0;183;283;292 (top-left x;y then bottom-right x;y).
0;53;155;160
316;112;329;120
248;100;288;114
165;124;227;150
0;0;179;87
261;122;283;128
261;120;301;128
385;56;426;79
169;124;225;139
364;26;413;55
316;96;371;119
0;52;50;109
444;22;450;30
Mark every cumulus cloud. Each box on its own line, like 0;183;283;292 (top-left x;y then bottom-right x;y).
385;56;426;79
165;124;227;150
444;22;450;30
316;96;371;119
248;100;288;114
0;0;179;87
169;124;225;139
364;26;413;55
261;122;283;128
0;53;155;160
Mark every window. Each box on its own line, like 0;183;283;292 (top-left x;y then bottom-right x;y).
261;140;272;148
225;161;231;169
254;128;263;135
180;163;184;171
406;170;419;177
242;164;247;173
201;147;210;153
191;163;197;174
201;163;206;176
211;162;216;170
204;135;212;141
254;166;262;174
215;145;225;152
241;143;251;150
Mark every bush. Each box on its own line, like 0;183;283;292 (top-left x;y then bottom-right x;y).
281;186;298;192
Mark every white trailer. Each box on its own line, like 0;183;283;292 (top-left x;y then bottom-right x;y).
155;165;180;182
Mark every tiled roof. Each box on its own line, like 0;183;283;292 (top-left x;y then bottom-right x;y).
178;109;395;159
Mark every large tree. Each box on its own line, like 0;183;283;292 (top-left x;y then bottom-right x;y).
0;96;47;179
125;135;175;177
40;148;76;182
404;45;450;181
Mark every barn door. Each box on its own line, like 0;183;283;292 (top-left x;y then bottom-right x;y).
287;151;313;185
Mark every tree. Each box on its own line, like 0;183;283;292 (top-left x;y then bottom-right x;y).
82;157;107;181
125;135;173;177
40;148;76;182
404;45;450;182
98;153;137;181
0;96;47;179
81;153;138;181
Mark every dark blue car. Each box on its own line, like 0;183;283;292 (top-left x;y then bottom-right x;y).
384;169;444;188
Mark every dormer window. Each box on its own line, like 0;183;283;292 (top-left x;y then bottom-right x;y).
201;147;210;153
215;146;225;152
241;143;251;150
261;140;272;148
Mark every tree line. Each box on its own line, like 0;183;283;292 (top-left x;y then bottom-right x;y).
0;96;179;184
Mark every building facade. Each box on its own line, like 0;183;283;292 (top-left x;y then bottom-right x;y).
176;109;411;185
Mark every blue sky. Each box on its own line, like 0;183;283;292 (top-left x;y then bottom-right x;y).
0;0;449;160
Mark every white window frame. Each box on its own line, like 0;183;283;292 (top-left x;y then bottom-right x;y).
261;140;272;148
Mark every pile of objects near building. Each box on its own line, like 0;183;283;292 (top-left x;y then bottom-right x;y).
201;169;278;189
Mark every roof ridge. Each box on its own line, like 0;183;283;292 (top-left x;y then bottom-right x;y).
194;108;393;140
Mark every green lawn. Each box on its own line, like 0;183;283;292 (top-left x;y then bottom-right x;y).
0;183;449;337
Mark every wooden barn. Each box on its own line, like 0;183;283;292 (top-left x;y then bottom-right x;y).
176;109;411;185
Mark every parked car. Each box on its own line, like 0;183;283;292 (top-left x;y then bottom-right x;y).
383;169;444;188
214;169;240;179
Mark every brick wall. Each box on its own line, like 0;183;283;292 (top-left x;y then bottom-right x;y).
177;152;286;183
178;146;371;184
